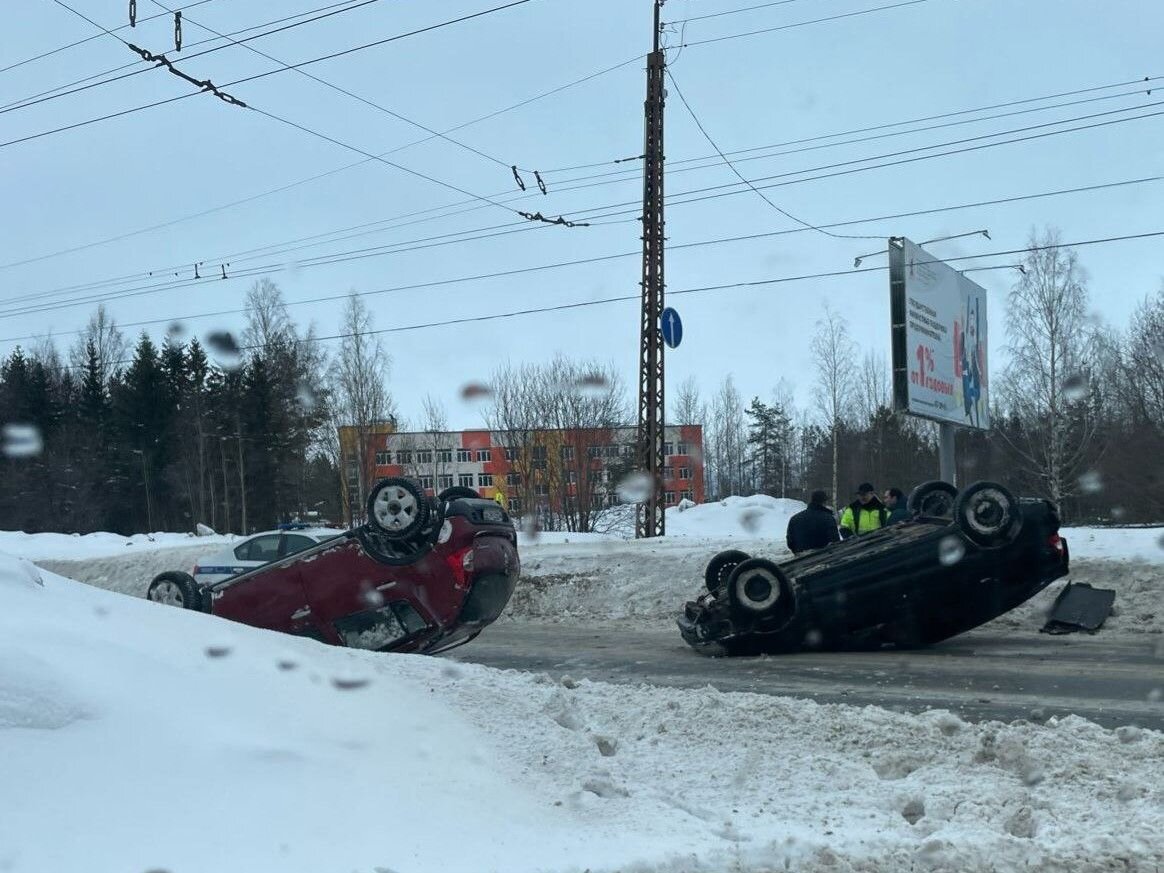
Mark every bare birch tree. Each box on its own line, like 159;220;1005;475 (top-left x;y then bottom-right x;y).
999;228;1100;507
811;304;856;510
330;294;395;521
69;304;127;383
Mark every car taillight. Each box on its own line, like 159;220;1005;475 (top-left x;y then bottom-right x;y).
443;547;473;586
1047;533;1064;556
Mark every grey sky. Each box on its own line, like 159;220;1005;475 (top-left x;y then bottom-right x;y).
1;0;1161;428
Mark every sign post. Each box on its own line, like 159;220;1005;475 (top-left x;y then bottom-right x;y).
889;237;990;484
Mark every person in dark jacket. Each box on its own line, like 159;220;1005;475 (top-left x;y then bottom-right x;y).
838;482;888;539
884;487;910;525
786;490;841;555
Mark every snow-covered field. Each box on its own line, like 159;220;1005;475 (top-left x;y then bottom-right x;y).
2;553;1162;873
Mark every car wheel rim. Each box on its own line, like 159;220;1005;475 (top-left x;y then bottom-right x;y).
150;580;185;606
921;493;953;516
967;489;1009;534
735;569;781;612
373;486;418;530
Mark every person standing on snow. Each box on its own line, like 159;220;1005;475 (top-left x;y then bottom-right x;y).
838;483;887;539
786;490;841;555
884;487;910;525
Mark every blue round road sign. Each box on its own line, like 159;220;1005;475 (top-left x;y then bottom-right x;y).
661;307;683;349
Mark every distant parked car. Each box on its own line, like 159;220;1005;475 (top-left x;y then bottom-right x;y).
678;481;1069;656
147;481;519;655
187;525;341;587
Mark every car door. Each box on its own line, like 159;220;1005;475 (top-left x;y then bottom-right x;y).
211;561;321;640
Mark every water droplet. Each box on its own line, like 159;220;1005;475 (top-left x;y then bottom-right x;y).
739;508;763;533
1116;725;1142;744
575;373;608;396
1111;505;1127;521
1062;373;1089;402
277;659;298;672
205;331;242;370
616;472;654;504
938;535;966;566
360;582;385;608
1116;783;1138;803
521;514;540;541
1077;470;1103;494
295;379;318;412
2;423;43;458
803;629;823;649
204;645;232;658
166;321;188;339
1147;688;1162;703
460;382;492;403
331;676;371;691
1157;533;1164;552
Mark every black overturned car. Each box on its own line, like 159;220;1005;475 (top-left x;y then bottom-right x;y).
678;481;1069;656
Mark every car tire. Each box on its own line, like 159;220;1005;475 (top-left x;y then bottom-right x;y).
367;477;430;541
907;480;958;518
954;480;1023;548
726;558;792;617
147;571;201;610
437;486;480;503
704;549;750;594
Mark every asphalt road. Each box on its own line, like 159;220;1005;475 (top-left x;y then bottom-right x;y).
450;622;1164;731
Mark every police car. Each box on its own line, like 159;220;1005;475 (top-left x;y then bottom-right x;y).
191;524;341;586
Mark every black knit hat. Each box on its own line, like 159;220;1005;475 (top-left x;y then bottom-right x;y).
856;482;875;494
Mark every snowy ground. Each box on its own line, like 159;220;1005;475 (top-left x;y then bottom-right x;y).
2;554;1162;873
0;528;236;562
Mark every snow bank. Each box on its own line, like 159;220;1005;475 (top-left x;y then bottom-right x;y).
1;555;1161;872
666;493;806;539
1061;526;1164;563
0;529;237;561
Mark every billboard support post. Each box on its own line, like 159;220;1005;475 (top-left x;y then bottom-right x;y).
939;422;956;486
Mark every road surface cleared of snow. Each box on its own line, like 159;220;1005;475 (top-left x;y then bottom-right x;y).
1;554;1161;873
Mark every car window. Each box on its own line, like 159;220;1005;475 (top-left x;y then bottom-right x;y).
234;535;281;563
282;534;318;556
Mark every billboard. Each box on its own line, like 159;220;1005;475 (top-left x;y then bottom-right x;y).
889;237;989;429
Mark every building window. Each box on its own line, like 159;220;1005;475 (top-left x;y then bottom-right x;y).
662;466;674;479
567;470;578;484
587;445;601;458
679;467;692;480
477;448;492;462
417;450;433;464
532;445;547;461
396;450;412;465
664;441;673;456
438;475;453;490
419;476;434;491
622;444;635;457
665;491;676;505
681;490;694;502
456;448;473;463
677;441;689;455
535;483;549;497
560;445;575;461
459;473;475;488
509;497;522;513
345;459;359;486
374;451;390;466
437;449;453;463
507;472;521;486
504;447;518;461
532;458;547;470
588;470;601;482
478;473;494;487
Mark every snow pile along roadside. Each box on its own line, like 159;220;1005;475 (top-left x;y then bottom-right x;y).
1;554;1161;873
0;529;236;562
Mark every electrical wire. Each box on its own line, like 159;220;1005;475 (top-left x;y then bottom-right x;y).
666;67;882;240
680;0;932;48
666;0;817;25
15;228;1164;368
1;0;386;115
0;0;537;149
1;176;1158;326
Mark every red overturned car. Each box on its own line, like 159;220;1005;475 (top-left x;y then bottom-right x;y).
146;479;519;654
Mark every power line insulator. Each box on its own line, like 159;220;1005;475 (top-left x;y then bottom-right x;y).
129;0;136;26
174;11;182;51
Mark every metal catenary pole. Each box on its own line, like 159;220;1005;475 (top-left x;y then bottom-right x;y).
636;0;666;538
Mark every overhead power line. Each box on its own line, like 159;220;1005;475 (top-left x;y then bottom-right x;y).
15;228;1163;368
666;67;882;240
0;0;539;150
665;0;816;25
1;177;1158;325
680;0;932;48
0;0;219;76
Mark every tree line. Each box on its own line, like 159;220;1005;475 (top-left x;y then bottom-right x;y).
2;228;1161;534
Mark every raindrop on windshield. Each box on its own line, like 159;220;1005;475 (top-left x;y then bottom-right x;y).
205;331;243;370
166;321;188;339
1077;470;1103;494
1;423;43;459
938;536;966;566
616;472;654;504
295;379;318;412
739;508;763;533
360;582;385;608
1110;505;1127;521
1062;373;1089;402
331;676;371;691
575;373;608;396
204;645;232;659
459;383;493;403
